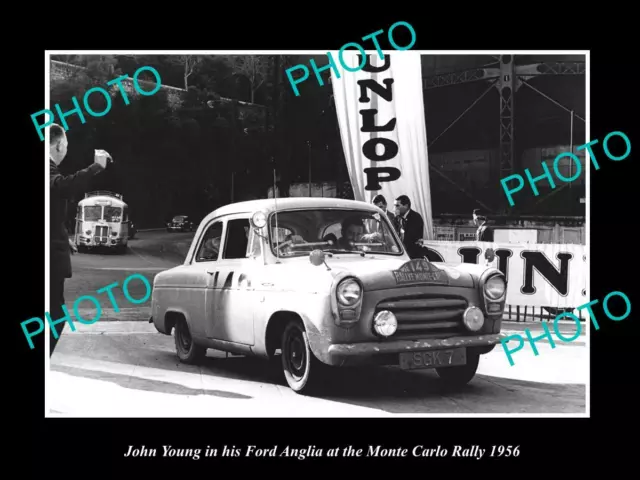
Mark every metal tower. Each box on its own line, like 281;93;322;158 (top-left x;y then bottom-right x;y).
423;55;585;210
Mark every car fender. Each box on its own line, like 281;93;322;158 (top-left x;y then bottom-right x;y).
255;292;331;359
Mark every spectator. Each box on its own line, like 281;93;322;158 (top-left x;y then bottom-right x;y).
473;209;494;242
393;195;425;259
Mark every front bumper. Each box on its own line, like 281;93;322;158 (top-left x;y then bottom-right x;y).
322;333;506;367
77;236;124;247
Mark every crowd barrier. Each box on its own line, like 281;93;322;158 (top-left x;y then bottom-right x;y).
420;240;587;322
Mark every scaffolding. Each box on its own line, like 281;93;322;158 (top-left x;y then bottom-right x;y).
422;55;586;213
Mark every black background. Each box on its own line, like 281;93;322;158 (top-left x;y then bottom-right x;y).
13;12;633;475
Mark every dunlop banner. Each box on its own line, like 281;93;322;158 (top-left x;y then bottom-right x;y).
330;51;434;239
419;241;587;308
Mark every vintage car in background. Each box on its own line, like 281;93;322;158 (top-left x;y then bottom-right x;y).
128;221;137;239
150;198;507;394
166;215;194;232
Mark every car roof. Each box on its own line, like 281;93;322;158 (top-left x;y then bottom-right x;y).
203;198;381;221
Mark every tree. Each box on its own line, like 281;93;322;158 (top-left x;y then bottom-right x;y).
224;55;271;103
166;55;202;90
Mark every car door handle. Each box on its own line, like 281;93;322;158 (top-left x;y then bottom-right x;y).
206;270;215;275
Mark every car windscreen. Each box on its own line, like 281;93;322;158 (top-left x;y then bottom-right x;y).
84;206;102;221
269;208;402;257
104;206;122;222
172;216;186;222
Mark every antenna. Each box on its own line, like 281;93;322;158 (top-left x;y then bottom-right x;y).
273;168;279;261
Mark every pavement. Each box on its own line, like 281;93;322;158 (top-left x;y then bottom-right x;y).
47;230;587;417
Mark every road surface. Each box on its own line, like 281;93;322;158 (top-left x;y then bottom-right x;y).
48;231;587;416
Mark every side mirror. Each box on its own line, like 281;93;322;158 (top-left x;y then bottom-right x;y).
309;249;325;266
484;248;496;263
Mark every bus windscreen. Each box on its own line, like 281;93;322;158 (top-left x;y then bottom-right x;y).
104;206;123;222
84;206;102;221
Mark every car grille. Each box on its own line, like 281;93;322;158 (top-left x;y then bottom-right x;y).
94;225;109;244
375;294;468;338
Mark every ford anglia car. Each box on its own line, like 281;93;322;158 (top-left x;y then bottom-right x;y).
150;198;507;394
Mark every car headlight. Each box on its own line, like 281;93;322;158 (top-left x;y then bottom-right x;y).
373;310;397;336
463;306;484;331
484;275;506;300
337;278;362;306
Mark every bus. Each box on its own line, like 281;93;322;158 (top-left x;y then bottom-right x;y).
74;191;130;253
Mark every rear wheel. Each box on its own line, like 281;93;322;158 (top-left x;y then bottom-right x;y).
174;317;206;364
281;320;324;394
435;351;480;388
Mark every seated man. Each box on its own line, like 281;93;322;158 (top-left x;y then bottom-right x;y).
337;216;365;250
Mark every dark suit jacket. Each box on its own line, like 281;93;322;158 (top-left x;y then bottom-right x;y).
394;209;425;259
476;224;494;242
385;210;395;224
50;159;104;278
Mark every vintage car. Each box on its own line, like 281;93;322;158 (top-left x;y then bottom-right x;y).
150;198;507;394
128;221;137;239
166;215;194;232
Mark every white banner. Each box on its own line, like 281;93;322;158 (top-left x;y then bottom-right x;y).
331;51;434;239
420;241;587;308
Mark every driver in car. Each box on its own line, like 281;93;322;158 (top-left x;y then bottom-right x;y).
337;216;365;250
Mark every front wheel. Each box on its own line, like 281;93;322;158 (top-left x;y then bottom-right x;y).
435;351;480;388
281;321;324;394
174;317;206;364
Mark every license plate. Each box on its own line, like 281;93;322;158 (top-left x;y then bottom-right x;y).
399;348;466;370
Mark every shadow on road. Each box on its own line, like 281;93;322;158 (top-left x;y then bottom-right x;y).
143;348;585;413
53;329;586;414
52;364;252;399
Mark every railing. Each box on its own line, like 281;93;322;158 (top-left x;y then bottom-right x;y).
504;305;585;322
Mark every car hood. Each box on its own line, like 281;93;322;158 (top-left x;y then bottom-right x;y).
279;255;481;290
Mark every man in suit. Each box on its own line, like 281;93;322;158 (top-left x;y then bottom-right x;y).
393;195;425;259
473;209;494;242
372;194;395;224
50;123;109;355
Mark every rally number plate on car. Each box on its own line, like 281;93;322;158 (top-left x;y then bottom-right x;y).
399;348;466;370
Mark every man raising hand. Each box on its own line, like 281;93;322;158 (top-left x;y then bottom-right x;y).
49;124;109;355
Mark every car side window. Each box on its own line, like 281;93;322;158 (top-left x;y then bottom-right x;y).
195;221;223;262
223;218;251;259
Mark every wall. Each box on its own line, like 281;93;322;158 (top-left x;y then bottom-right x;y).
50;60;185;110
50;60;268;115
430;145;585;189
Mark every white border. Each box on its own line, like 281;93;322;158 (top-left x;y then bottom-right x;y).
44;50;589;418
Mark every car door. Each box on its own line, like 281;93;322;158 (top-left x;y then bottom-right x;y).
191;220;224;339
208;214;258;345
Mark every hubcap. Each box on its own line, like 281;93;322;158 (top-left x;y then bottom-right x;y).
287;330;306;377
178;324;191;351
